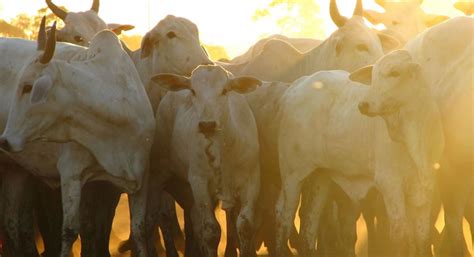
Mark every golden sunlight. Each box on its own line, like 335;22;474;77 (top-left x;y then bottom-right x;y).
0;0;465;57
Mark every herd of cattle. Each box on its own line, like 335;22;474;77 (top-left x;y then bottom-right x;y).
0;0;472;256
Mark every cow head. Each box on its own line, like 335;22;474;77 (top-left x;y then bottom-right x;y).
364;0;449;43
141;15;212;77
0;18;64;152
152;65;261;135
326;0;400;71
352;50;427;119
46;0;134;46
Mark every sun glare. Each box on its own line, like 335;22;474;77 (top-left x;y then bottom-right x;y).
0;0;465;57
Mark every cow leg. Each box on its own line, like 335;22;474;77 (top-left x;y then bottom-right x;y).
298;172;331;257
35;181;63;257
164;178;200;257
236;170;259;257
439;165;470;257
57;143;95;257
2;171;38;257
129;167;151;257
80;181;121;257
58;173;82;257
275;177;302;257
189;175;220;257
337;195;358;257
377;180;410;257
465;195;474;248
224;207;238;257
406;175;436;257
158;193;181;257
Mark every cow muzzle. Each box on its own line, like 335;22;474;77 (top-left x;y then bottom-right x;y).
0;137;12;152
198;121;218;135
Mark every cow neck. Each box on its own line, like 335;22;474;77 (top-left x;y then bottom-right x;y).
383;90;444;193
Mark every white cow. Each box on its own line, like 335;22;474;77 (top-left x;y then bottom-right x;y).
151;65;261;257
221;0;399;83
233;0;398;254
228;34;322;65
275;51;444;257
46;0;134;45
363;0;450;44
355;48;472;256
0;23;155;257
402;16;473;257
125;15;213;111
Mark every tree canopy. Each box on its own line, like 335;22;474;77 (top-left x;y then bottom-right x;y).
253;0;325;39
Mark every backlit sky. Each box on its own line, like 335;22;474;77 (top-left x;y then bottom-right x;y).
0;0;464;57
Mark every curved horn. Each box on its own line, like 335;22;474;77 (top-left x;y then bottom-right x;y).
330;0;347;27
90;0;99;13
37;16;47;51
45;0;67;21
353;0;363;16
40;22;56;64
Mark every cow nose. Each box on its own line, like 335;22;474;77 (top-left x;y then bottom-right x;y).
0;137;11;152
199;121;217;135
358;102;370;115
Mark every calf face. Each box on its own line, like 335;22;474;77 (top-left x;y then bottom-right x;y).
352;50;426;117
152;65;260;135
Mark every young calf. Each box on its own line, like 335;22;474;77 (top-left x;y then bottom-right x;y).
151;65;261;257
275;52;444;257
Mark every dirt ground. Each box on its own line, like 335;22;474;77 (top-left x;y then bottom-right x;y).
37;194;472;257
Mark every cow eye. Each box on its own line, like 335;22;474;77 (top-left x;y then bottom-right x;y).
356;44;369;52
222;88;229;95
391;20;400;26
388;71;400;77
22;84;33;95
166;31;176;39
74;36;84;42
190;89;196;96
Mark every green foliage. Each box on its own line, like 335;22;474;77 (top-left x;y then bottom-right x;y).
253;0;324;39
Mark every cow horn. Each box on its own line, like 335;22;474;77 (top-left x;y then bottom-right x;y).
375;0;386;8
353;0;363;16
45;0;67;21
91;0;99;13
40;22;56;64
37;16;47;51
330;0;347;27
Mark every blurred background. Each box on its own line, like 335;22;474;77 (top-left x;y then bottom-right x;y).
0;0;465;58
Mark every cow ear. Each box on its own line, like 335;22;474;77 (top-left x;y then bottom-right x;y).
377;32;400;52
423;15;449;27
151;74;191;92
349;65;373;85
30;75;53;105
227;76;262;94
141;33;156;59
363;10;385;25
107;24;135;35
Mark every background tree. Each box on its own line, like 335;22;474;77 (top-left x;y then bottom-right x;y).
253;0;325;39
1;6;66;39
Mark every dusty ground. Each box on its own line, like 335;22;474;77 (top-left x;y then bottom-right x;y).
37;194;472;257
